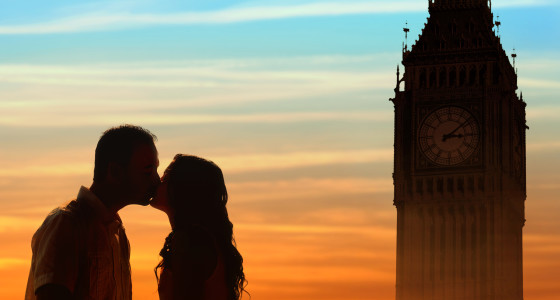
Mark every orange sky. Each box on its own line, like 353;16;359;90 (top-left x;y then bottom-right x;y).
1;129;559;300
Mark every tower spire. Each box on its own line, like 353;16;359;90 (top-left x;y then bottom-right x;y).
403;21;410;52
512;48;518;74
495;15;501;37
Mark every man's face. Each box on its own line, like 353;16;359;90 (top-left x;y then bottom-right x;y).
123;143;160;206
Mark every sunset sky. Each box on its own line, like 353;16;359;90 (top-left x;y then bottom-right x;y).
1;0;559;299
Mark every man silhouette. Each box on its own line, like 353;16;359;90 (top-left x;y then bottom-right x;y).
25;125;160;300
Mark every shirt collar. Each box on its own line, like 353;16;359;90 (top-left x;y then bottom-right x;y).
77;186;123;226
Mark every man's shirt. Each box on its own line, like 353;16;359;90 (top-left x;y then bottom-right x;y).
25;186;132;300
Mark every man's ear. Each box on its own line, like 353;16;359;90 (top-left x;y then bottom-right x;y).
106;162;125;183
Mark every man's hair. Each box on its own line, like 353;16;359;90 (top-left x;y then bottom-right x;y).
93;124;157;182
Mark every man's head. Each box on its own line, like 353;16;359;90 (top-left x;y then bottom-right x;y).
94;125;160;206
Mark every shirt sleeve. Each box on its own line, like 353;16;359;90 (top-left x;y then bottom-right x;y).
31;211;81;294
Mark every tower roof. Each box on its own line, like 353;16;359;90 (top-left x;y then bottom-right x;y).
402;0;503;66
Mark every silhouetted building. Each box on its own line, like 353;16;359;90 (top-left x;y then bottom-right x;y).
390;1;527;299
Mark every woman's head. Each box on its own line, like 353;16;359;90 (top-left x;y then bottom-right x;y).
152;154;228;227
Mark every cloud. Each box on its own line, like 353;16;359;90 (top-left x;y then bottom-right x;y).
0;258;28;270
0;216;44;233
213;149;393;173
228;177;394;202
493;0;554;8
520;78;560;90
528;141;560;151
0;62;390;89
0;110;391;127
0;58;392;117
0;0;551;35
0;57;394;127
236;222;395;238
0;2;424;34
527;106;560;120
0;149;392;177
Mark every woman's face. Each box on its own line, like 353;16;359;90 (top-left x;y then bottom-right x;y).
150;175;170;213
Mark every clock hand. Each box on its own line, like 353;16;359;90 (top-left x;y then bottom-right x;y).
443;133;464;140
443;118;472;142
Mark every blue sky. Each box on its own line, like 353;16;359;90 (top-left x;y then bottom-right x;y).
1;0;558;63
1;1;559;299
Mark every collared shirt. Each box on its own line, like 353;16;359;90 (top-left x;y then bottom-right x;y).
25;186;132;300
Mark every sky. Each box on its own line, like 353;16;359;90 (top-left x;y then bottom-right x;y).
0;0;559;299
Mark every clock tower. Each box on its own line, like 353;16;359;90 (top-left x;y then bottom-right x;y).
390;1;527;300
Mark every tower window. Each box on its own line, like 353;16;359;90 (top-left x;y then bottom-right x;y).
479;65;487;85
430;69;437;88
447;177;454;193
493;62;500;84
468;176;475;193
449;67;457;86
439;68;447;87
459;67;467;86
417;179;424;194
419;68;427;89
427;178;434;194
449;23;457;35
458;177;464;193
469;67;477;86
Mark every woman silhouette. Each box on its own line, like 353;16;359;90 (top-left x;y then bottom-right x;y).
151;154;247;300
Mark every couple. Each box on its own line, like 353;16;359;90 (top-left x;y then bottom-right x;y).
25;125;247;300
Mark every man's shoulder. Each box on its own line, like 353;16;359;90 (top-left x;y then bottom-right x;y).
39;199;95;231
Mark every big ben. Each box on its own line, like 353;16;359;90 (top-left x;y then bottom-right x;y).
390;1;527;300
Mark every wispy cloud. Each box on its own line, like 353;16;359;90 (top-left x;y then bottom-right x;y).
527;106;560;120
0;58;393;127
528;141;560;151
214;149;393;173
0;149;392;177
0;258;28;269
0;111;391;127
0;0;550;35
520;78;560;89
0;216;44;233
0;2;424;34
228;177;393;202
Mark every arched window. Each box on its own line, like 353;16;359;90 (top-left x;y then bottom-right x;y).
479;64;487;85
429;68;437;88
459;38;466;49
449;67;457;87
419;68;427;89
459;66;467;86
492;63;500;84
439;68;447;87
469;66;476;86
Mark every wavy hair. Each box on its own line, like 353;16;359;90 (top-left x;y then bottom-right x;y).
155;154;247;299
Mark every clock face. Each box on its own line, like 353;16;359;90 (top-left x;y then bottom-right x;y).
418;106;480;166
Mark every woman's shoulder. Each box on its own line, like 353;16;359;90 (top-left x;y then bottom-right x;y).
171;225;218;280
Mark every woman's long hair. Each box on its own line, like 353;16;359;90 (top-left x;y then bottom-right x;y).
155;154;247;299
